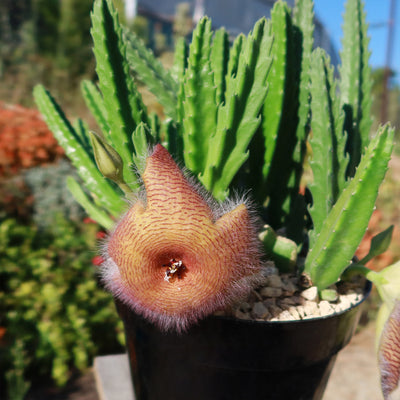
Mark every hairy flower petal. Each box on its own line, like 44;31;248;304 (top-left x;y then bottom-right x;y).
101;144;262;331
379;300;400;399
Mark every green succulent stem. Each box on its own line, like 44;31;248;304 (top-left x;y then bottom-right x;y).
308;49;345;244
261;1;303;235
340;0;373;177
181;18;217;176
259;225;298;272
33;85;125;217
171;37;188;83
304;124;394;290
91;0;144;190
123;28;178;119
200;18;273;200
81;80;110;139
66;177;114;229
211;27;229;106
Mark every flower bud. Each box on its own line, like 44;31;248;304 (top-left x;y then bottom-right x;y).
89;131;124;184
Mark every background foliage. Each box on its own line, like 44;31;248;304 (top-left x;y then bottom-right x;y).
0;102;64;177
0;216;124;399
0;52;124;398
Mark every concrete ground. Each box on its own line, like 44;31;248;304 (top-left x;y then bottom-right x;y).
324;322;383;400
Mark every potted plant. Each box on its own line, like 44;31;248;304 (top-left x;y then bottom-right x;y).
34;0;400;398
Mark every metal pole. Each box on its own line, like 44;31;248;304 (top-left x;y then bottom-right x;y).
380;0;397;123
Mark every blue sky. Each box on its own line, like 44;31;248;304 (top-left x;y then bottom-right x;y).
313;0;400;85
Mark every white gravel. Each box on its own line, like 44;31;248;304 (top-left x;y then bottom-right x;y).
219;263;366;322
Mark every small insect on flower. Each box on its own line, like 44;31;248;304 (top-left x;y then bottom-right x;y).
100;144;262;332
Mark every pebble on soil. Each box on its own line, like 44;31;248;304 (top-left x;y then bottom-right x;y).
216;262;366;322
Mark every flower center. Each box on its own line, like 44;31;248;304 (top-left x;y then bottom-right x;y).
163;258;186;283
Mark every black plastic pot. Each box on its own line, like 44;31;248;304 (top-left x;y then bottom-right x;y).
116;282;371;400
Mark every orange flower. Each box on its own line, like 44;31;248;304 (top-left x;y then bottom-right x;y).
101;145;262;332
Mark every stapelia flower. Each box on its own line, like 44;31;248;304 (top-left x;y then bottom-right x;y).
378;301;400;399
101;144;262;332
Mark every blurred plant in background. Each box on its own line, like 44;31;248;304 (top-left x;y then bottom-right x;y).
371;68;400;141
357;66;400;271
0;78;124;399
173;2;193;41
0;216;124;399
0;102;64;177
0;0;183;110
0;0;94;109
0;175;33;223
0;102;124;397
23;160;88;229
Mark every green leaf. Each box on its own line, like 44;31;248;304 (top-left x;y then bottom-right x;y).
33;84;125;217
368;261;400;310
123;28;178;119
66;177;114;229
359;225;394;265
304;124;394;290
